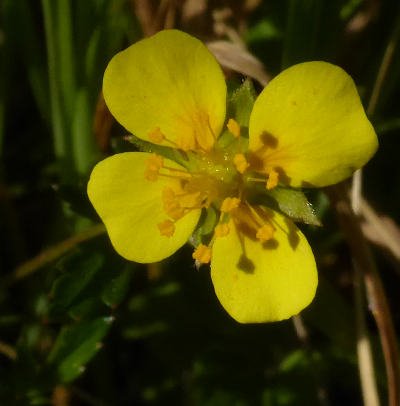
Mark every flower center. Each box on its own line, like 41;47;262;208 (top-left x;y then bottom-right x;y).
145;116;281;264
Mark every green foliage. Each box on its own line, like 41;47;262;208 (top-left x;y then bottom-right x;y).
47;316;113;383
256;187;322;226
1;0;400;404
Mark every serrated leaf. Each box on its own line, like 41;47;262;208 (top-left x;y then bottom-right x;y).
227;79;257;127
101;265;133;308
47;317;113;383
252;186;321;226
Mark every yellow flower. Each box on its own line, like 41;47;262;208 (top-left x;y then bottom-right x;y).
88;30;378;323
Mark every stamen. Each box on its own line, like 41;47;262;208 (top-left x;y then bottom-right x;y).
144;155;163;181
244;202;276;242
227;118;241;139
145;169;159;182
246;176;266;183
148;127;165;144
176;135;195;152
145;154;163;171
233;153;249;174
162;165;190;174
147;126;179;147
215;223;230;237
221;197;241;213
162;187;175;203
192;110;215;152
164;200;185;220
256;223;275;242
158;172;191;180
266;168;279;190
157;220;175;237
179;191;201;208
192;244;212;264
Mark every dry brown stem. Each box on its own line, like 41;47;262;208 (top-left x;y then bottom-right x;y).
328;183;400;406
8;224;106;284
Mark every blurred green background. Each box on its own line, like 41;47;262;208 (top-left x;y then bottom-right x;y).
1;0;400;405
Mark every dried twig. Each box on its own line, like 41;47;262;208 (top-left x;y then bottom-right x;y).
7;224;106;284
352;171;380;406
361;199;400;265
0;340;17;360
334;7;400;406
328;183;400;406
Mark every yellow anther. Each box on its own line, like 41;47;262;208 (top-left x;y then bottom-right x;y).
145;154;163;171
221;197;241;213
164;200;185;220
215;223;230;237
233;153;249;174
227;118;241;139
144;154;163;182
179;191;201;208
256;223;275;242
177;135;195;152
144;168;159;182
266;168;279;190
157;220;175;237
162;187;176;204
148;127;165;144
192;244;212;264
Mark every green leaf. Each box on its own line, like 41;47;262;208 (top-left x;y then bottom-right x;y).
49;250;105;318
251;186;321;226
47;316;113;383
69;297;107;320
102;265;133;308
72;88;100;176
245;19;282;43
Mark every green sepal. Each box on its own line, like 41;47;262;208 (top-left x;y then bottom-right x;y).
127;134;191;168
250;185;322;226
191;206;218;247
227;79;257;128
218;79;256;152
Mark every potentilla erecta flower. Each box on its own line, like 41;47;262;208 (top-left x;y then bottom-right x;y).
88;30;378;323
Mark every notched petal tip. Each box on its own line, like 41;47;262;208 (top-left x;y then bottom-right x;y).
249;61;378;187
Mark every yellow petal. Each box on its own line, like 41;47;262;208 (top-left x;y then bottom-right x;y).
249;61;378;187
103;30;226;151
87;152;200;263
211;209;317;323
